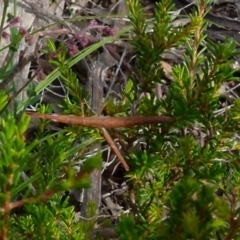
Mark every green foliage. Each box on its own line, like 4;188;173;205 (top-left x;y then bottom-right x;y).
9;195;85;240
0;105;102;238
1;0;240;239
116;0;240;239
0;4;106;239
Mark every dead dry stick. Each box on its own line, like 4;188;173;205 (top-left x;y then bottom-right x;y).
26;112;175;172
26;112;175;128
101;128;129;171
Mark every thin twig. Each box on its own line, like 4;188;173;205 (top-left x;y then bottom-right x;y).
101;127;129;171
26;112;175;128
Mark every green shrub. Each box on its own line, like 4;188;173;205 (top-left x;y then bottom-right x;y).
1;0;240;239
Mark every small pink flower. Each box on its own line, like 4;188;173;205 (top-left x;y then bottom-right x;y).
103;26;111;33
74;33;82;42
68;44;79;56
9;16;21;26
25;34;34;46
97;27;103;34
89;19;98;27
1;31;10;40
79;36;90;47
19;26;27;36
108;29;116;36
103;26;116;36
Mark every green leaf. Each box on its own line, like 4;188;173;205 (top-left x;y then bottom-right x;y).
0;90;8;111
